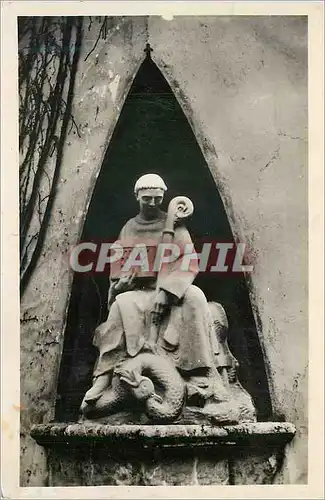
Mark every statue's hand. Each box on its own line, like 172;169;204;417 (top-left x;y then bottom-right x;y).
142;341;158;354
152;290;170;325
114;270;137;294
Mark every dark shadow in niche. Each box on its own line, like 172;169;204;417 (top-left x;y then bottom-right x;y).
55;53;272;422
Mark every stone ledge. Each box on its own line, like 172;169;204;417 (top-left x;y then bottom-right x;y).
31;421;295;449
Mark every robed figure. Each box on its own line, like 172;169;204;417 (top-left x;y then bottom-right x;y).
80;174;245;421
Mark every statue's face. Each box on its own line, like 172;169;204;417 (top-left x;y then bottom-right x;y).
136;188;164;219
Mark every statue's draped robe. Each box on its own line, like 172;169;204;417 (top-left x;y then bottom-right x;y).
93;211;225;397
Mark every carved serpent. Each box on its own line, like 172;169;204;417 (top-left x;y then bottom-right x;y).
82;353;186;423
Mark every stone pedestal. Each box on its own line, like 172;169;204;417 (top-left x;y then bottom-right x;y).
31;422;295;486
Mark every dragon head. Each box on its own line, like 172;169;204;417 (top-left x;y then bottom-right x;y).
116;368;162;403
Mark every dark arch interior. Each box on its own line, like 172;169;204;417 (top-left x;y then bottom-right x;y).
56;53;272;422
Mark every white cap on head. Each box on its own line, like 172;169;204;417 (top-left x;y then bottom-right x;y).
134;174;167;194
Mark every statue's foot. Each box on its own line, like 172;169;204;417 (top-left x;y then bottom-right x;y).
80;398;88;413
83;373;110;403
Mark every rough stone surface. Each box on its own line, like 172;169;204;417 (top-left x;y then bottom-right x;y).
48;448;144;486
31;422;296;446
31;423;294;486
20;16;307;486
229;447;285;485
47;446;229;486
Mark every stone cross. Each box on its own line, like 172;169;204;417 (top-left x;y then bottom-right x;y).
144;43;153;59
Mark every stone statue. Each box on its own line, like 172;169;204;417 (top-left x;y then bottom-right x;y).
80;174;256;424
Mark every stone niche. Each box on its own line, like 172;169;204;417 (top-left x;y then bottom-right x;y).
29;52;297;487
31;422;295;486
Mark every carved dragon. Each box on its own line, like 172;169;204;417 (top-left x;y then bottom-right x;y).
81;352;186;422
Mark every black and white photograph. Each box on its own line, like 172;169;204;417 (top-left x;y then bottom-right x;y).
1;1;324;498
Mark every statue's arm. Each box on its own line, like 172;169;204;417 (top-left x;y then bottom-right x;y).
106;279;118;314
157;225;199;301
105;223;129;315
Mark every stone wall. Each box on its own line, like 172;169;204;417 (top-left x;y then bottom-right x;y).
148;16;308;484
20;16;147;486
20;16;307;486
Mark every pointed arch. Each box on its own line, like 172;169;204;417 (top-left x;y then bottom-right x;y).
56;52;272;422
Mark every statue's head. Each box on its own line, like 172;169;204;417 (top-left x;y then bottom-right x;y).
134;174;167;219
